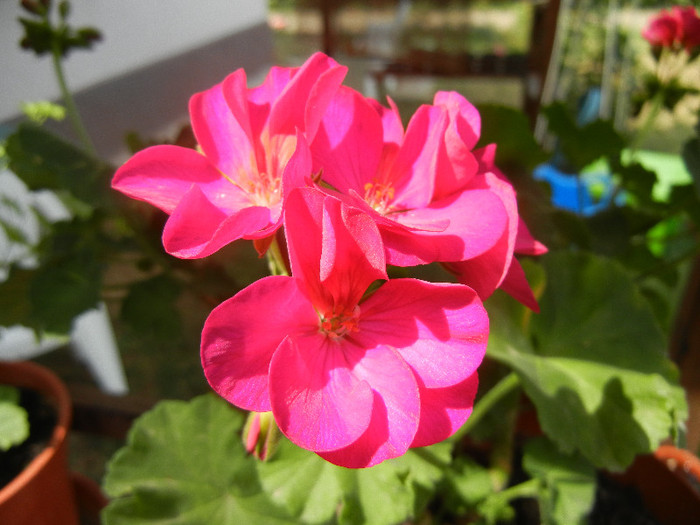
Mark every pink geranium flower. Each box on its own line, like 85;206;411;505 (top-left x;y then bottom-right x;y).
111;52;347;258
643;6;700;52
311;86;543;308
201;187;488;468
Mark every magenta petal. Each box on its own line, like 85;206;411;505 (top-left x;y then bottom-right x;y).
111;145;226;214
189;79;255;177
515;218;548;256
434;91;481;150
390;105;448;210
411;371;479;448
269;334;374;452
442;225;510;300
312;86;383;195
384;188;509;266
269;52;347;140
285;187;386;312
318;344;420;468
356;279;488;388
163;185;273;258
201;276;318;412
500;258;541;312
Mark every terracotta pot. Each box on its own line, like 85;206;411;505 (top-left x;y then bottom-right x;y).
0;361;79;525
608;444;700;525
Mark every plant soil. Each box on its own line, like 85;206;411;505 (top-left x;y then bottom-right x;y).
588;472;661;525
0;387;57;490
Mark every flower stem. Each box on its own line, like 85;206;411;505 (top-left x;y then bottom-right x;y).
265;235;290;276
450;371;521;443
50;40;97;157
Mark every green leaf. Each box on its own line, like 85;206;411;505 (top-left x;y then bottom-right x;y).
0;386;30;451
0;268;33;327
121;275;183;342
477;104;548;172
541;104;624;172
487;251;687;471
102;395;294;525
103;395;452;525
682;137;700;200
522;437;596;525
4;123;112;208
29;247;102;333
257;434;451;525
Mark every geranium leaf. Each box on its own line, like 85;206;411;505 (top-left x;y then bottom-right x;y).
103;394;451;525
257;434;451;525
522;437;596;525
102;395;294;525
487;251;687;471
0;385;29;451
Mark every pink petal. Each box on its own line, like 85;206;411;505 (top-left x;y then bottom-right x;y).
111;145;230;214
434;91;481;150
222;69;255;147
411;371;479;448
318;344;420;468
390;104;448;210
356;279;488;388
163;185;273;258
441;169;519;296
269;334;374;453
189;79;256;177
515;218;548;256
312;86;383;195
441;226;510;300
432;92;482;199
201;276;318;412
268;52;347;140
499;258;541;312
383;188;509;266
285;187;386;313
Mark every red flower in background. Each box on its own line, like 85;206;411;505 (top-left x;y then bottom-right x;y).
642;6;700;52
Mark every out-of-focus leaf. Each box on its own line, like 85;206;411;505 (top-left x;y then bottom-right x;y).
121;275;183;342
523;437;596;525
477;104;548;172
4;123;112;208
487;251;687;472
0;385;30;451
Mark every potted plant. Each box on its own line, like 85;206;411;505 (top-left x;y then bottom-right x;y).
0;360;79;525
98;29;697;524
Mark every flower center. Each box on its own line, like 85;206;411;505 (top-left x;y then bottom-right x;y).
363;181;395;215
319;306;361;340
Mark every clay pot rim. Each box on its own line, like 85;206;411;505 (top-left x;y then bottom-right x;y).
0;360;72;503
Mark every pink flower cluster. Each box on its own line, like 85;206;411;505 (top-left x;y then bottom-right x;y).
642;5;700;53
112;53;545;468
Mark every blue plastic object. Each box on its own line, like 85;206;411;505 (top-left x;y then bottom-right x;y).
533;163;616;216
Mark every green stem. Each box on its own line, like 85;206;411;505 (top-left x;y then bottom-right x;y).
449;371;521;443
484;478;541;506
50;40;97;157
265;235;289;276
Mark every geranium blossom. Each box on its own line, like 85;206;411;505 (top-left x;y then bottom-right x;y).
201;187;488;468
311;86;543;308
642;6;700;52
111;52;346;258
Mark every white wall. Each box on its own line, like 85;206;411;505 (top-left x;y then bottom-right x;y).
0;0;269;122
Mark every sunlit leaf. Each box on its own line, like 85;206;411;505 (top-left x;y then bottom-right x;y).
487;251;687;471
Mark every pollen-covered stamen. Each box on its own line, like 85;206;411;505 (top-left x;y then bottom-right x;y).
363;181;395;215
319;305;361;340
228;134;297;208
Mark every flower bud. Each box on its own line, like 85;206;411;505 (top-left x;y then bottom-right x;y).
242;411;280;461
